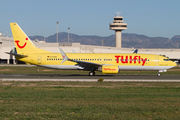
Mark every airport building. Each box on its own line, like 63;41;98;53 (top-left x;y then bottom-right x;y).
0;13;180;64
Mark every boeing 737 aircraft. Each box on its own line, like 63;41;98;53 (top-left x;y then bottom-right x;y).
7;23;177;76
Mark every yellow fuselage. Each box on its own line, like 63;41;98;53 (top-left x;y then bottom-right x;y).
17;53;176;71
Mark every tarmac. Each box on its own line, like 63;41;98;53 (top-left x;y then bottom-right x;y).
0;64;179;82
0;74;180;82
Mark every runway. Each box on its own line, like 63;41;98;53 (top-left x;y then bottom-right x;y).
0;74;180;82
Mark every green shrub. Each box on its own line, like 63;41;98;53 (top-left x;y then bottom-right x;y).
97;78;104;82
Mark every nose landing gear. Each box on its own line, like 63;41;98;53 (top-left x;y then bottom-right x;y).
157;73;161;77
89;71;95;76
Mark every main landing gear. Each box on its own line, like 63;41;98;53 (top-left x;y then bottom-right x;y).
89;71;95;76
157;70;167;77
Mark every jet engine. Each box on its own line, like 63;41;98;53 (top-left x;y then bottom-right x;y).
101;65;119;74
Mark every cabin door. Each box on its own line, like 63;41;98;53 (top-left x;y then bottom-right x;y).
155;57;159;65
37;56;42;64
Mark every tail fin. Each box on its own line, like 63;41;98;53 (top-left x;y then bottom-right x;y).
10;23;50;54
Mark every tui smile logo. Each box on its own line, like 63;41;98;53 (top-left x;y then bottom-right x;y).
15;38;28;49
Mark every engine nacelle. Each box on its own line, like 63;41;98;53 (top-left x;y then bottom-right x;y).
102;65;119;74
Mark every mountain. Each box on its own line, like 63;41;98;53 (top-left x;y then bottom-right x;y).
122;33;174;48
29;35;45;41
171;35;180;41
29;33;179;48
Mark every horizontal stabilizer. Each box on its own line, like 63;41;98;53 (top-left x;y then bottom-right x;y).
5;52;27;57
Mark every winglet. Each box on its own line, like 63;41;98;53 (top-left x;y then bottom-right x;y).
133;49;138;54
59;48;69;64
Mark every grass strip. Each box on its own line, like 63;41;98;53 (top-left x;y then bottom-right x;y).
0;81;180;119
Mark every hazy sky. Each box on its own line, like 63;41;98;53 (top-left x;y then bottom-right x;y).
1;0;180;38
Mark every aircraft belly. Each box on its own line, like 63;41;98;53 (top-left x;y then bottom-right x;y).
38;65;82;70
118;66;175;71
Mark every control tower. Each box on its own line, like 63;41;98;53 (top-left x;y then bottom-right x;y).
109;12;127;48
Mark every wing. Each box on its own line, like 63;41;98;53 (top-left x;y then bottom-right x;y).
59;48;102;70
69;59;101;69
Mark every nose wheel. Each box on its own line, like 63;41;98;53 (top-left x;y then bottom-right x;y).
89;71;95;76
157;73;161;77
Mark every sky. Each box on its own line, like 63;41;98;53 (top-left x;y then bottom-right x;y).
1;0;180;38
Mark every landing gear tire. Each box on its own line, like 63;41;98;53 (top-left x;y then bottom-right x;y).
89;72;95;76
157;73;161;77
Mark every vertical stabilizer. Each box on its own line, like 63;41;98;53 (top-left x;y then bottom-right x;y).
10;23;50;54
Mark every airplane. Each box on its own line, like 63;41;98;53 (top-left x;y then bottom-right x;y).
7;23;177;76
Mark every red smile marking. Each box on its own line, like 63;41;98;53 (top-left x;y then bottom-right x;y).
15;38;28;49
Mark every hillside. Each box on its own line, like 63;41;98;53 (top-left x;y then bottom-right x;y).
29;33;180;48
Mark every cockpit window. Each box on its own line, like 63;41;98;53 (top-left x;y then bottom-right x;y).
163;59;169;61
